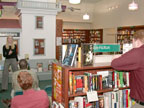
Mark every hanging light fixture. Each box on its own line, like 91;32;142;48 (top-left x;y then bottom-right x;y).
83;0;89;20
69;0;81;4
83;13;89;20
128;0;138;11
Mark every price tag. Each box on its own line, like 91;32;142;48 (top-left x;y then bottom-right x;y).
113;88;119;91
87;91;98;103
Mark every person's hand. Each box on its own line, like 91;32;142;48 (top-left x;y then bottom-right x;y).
8;50;13;55
112;54;121;60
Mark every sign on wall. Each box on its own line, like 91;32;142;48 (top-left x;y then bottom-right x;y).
0;32;20;37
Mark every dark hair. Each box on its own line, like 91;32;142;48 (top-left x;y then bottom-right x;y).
134;30;144;43
19;59;28;69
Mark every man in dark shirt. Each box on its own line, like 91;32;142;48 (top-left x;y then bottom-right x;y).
111;30;144;108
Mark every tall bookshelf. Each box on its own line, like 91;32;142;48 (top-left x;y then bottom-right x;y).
62;29;103;45
52;62;130;108
117;25;144;52
89;29;103;43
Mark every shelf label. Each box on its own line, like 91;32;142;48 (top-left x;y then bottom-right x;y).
87;91;98;102
93;44;120;52
113;88;119;91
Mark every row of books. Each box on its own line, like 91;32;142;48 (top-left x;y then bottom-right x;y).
69;71;130;95
63;31;85;34
63;38;85;43
117;30;135;35
69;89;133;108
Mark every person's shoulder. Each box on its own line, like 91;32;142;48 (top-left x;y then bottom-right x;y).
27;70;37;74
37;90;47;95
3;45;6;48
12;70;20;76
12;94;23;102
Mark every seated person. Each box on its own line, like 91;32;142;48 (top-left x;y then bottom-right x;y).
11;71;49;108
11;59;39;97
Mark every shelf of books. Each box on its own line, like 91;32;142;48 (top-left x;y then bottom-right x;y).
52;62;131;108
62;29;86;44
117;25;144;53
89;29;103;43
62;29;103;45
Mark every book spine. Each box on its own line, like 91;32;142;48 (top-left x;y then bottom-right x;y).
69;72;73;95
78;47;81;63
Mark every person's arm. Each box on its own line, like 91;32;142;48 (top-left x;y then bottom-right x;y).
12;45;18;61
111;48;140;71
3;45;8;57
33;72;39;89
11;99;17;108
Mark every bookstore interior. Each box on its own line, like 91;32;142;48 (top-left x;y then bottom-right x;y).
0;0;144;108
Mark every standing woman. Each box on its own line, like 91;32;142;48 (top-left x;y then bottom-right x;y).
0;36;18;92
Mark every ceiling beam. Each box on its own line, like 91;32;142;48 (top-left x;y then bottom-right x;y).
0;2;17;6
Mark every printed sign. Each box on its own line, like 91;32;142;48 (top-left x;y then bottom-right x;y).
93;44;120;52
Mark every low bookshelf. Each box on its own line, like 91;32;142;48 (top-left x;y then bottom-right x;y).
52;62;130;108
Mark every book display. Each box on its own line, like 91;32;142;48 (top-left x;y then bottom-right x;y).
62;44;78;66
52;63;130;108
81;44;93;66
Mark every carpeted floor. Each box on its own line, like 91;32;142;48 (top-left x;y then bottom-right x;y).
0;80;52;108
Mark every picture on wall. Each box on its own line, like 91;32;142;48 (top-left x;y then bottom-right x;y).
34;39;45;55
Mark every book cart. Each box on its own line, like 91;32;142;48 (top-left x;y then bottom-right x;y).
52;44;130;108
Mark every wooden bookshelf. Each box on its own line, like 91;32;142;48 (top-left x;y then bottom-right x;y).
56;19;63;61
89;29;103;43
62;29;103;45
117;25;144;53
52;62;130;108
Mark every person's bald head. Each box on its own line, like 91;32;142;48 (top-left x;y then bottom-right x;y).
19;59;28;69
133;30;144;48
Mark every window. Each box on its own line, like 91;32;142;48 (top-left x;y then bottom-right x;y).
36;16;43;29
34;39;45;55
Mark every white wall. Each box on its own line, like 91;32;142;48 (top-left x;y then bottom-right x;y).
63;22;93;29
20;13;56;59
93;0;144;29
103;28;117;43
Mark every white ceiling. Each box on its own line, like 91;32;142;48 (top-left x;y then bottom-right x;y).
0;0;135;22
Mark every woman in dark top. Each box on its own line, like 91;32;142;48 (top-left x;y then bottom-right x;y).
0;36;18;92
